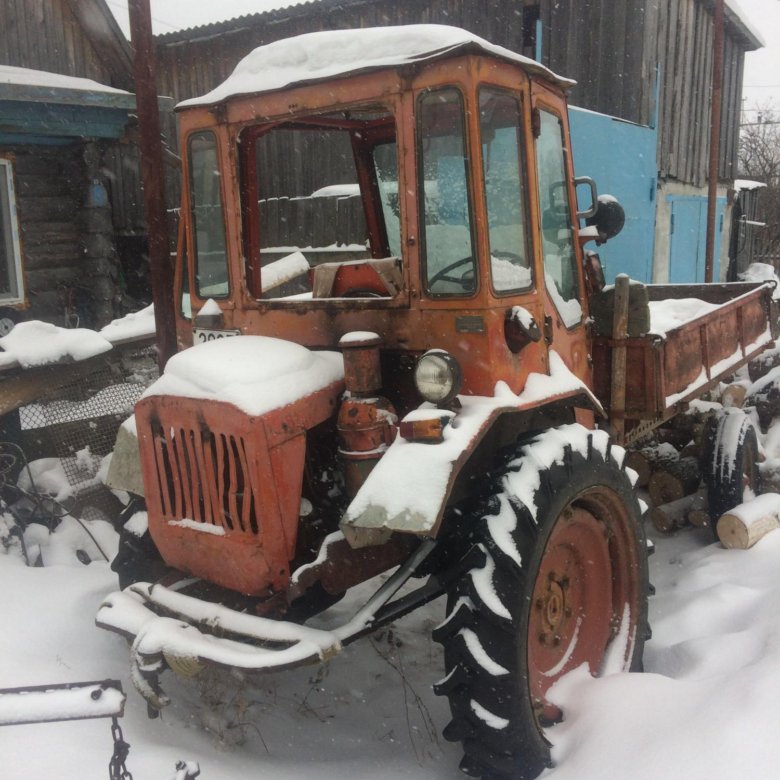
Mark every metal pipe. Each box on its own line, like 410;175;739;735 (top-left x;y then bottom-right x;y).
128;0;178;369
705;0;725;284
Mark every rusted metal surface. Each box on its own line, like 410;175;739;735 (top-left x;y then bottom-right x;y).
138;36;776;599
528;485;642;723
340;333;383;396
173;56;586;399
593;282;776;444
136;381;343;596
290;533;417;599
337;394;397;497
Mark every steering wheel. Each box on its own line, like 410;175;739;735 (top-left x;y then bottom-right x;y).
428;256;476;289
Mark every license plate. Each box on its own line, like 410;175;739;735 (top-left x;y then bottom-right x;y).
192;328;241;345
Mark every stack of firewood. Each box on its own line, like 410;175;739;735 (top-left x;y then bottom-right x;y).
627;402;718;533
629;345;780;545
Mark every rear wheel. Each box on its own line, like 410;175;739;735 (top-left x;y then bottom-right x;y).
702;409;759;537
434;425;649;779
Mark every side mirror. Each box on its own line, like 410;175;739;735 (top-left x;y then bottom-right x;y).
586;194;625;243
574;176;599;219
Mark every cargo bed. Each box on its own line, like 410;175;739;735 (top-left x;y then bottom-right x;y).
592;281;779;445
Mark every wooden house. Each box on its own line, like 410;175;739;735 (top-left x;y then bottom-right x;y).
152;0;762;284
0;0;143;329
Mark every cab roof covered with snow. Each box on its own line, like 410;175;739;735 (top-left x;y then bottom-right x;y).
177;24;575;109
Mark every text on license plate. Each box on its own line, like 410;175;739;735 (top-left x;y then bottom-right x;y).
193;328;241;344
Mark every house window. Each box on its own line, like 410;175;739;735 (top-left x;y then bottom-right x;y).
0;159;24;304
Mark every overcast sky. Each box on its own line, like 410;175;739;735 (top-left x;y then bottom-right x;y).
107;0;780;112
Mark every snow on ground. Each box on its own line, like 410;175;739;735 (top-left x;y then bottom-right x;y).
3;511;780;778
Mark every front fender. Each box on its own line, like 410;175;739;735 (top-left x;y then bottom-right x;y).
340;353;603;548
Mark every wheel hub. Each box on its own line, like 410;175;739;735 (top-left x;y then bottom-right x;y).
536;574;569;645
528;490;639;724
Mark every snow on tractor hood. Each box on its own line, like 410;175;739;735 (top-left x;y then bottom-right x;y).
178;24;574;109
141;336;344;416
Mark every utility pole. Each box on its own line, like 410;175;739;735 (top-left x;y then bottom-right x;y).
705;0;724;284
128;0;178;369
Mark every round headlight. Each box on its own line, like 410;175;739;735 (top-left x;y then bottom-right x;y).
414;350;463;405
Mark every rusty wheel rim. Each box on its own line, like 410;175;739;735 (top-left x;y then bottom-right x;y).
527;486;641;725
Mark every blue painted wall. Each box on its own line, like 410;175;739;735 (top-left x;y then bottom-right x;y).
569;106;658;283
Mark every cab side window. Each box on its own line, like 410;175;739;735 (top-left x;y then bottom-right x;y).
535;110;582;327
189;131;230;298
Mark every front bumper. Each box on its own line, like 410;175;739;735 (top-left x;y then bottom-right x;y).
97;539;441;710
96;583;343;709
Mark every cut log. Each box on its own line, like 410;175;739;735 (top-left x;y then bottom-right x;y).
671;405;717;433
648;456;701;507
745;367;780;430
654;427;694;449
721;382;747;409
625;442;678;489
625;450;652;488
716;493;780;549
651;493;697;533
686;488;710;528
748;346;780;383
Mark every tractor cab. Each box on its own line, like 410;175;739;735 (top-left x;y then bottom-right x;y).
174;25;613;401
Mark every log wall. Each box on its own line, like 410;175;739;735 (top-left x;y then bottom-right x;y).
0;0;117;87
4;143;86;323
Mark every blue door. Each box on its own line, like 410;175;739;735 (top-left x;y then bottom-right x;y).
668;196;727;283
569;106;658;283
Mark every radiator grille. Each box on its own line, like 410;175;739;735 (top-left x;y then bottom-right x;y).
149;420;260;535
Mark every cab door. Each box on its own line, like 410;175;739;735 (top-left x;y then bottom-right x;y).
531;93;591;386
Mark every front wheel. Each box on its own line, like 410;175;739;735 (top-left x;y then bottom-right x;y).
434;425;649;778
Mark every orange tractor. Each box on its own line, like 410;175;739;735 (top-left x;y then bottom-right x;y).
98;25;777;779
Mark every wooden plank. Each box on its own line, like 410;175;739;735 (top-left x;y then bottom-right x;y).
622;0;646;122
674;0;691;175
697;15;714;186
721;38;740;180
678;0;697;184
688;5;706;185
660;0;679;176
610;0;629;118
0;355;115;417
3;0;19;65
